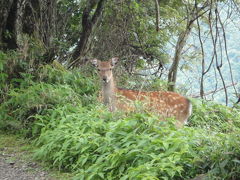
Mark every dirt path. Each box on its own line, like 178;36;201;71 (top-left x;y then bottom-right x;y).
0;133;71;180
0;150;51;180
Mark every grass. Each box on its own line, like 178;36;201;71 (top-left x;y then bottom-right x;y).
0;131;31;152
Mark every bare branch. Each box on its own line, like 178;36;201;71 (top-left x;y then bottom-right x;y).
191;82;237;98
154;0;160;32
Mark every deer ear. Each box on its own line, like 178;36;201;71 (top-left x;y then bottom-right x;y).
110;57;119;66
90;58;98;67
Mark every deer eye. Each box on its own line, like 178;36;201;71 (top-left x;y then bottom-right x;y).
97;69;101;71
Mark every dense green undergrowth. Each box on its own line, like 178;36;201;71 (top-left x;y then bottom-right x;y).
1;51;240;179
33;106;240;180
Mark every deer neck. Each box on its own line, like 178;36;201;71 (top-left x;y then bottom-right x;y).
102;78;116;111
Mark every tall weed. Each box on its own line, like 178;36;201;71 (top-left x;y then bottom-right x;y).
37;64;98;106
189;99;240;132
0;52;8;101
33;104;240;179
0;82;81;136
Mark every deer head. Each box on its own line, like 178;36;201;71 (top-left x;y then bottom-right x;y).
90;57;118;84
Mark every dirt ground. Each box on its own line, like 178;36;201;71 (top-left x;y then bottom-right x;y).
0;133;72;180
0;148;51;180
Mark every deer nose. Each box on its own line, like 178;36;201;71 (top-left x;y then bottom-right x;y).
103;77;107;82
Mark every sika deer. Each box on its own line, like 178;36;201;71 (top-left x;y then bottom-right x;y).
91;57;192;127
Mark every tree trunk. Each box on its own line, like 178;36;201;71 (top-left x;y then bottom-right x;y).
69;0;106;68
39;0;57;63
0;0;14;48
21;0;40;35
0;0;18;50
0;0;57;63
167;2;210;92
154;0;160;32
167;18;194;91
21;0;57;63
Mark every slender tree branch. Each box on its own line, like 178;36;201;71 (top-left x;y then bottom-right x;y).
192;82;237;98
154;0;160;32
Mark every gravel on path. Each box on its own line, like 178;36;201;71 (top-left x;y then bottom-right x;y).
0;149;52;180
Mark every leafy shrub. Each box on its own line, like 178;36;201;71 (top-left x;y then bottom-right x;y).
33;104;240;180
189;99;240;133
195;131;240;180
37;64;98;106
33;106;188;179
0;59;98;134
0;51;8;101
0;47;45;103
0;50;37;87
0;82;82;136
